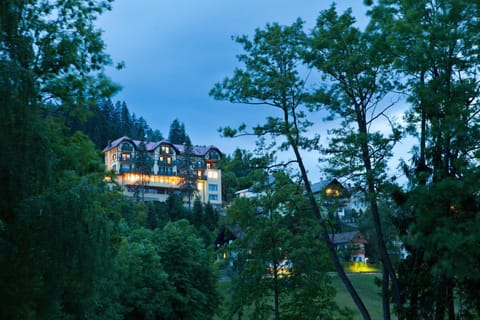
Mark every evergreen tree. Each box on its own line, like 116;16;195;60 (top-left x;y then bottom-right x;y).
368;1;480;318
217;148;267;203
210;19;371;319
165;193;190;221
133;140;152;202
168;118;189;144
179;138;198;208
306;6;402;316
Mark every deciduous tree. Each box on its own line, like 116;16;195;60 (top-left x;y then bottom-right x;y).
0;0;122;317
156;220;220;319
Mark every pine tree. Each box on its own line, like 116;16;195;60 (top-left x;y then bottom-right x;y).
168;118;189;144
210;19;371;319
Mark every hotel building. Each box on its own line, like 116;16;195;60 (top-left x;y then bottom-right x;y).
103;136;222;206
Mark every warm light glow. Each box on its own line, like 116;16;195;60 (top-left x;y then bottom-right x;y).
197;182;204;190
346;261;379;273
161;145;170;154
207;170;218;179
449;204;459;214
325;187;340;197
123;173;182;185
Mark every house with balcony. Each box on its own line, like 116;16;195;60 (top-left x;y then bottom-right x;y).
330;231;368;263
103;136;222;206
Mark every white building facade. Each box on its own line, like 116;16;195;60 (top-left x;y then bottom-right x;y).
103;136;222;206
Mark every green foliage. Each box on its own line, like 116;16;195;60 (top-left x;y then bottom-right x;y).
210;19;318;157
0;133;122;319
217;148;268;203
369;1;480;318
307;5;399;188
358;200;401;265
306;5;405;316
211;15;371;319
222;172;344;320
165;192;190;220
1;1;221;319
1;0;129;318
168;118;190;144
116;228;173;320
157;220;220;319
65;98;164;150
133;140;153;202
179;137;198;207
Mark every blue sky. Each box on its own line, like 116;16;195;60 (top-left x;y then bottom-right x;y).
96;1;371;181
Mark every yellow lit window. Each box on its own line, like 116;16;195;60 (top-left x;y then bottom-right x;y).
325;188;340;197
207;171;218;179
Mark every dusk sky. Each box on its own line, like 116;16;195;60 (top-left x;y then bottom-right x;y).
96;1;372;181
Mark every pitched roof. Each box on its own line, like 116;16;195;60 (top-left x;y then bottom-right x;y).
311;180;332;194
329;231;367;245
311;178;350;196
173;143;222;157
102;136;221;157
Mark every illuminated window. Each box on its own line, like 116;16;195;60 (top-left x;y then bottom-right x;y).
161;145;170;154
325;187;340;197
207;171;218;179
112;153;116;160
121;153;131;161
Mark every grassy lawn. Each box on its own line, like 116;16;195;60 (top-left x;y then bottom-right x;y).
215;272;395;319
331;272;396;320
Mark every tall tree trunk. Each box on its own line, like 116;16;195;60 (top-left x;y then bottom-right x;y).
270;210;280;320
288;136;371;320
383;269;391;320
409;248;423;319
357;116;403;315
273;275;280;320
447;280;455;320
